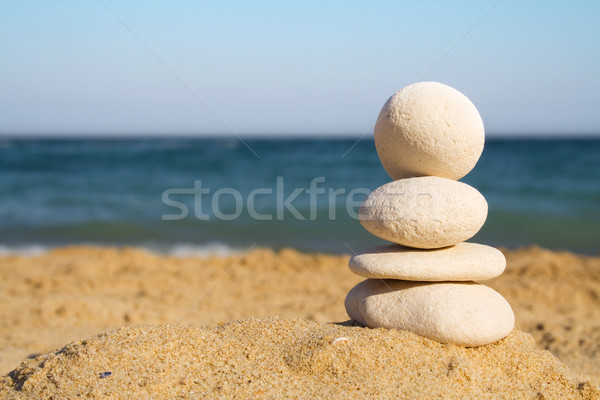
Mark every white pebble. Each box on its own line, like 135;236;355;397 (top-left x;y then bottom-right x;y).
374;82;484;180
359;176;487;249
349;242;505;281
345;279;514;347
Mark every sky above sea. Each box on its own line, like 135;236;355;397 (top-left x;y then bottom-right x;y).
1;1;599;137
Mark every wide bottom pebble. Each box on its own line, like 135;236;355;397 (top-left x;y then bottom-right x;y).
345;279;515;347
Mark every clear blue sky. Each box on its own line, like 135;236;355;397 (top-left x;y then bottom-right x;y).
1;1;599;136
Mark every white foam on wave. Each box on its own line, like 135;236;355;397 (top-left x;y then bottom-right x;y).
157;242;241;258
0;244;49;256
0;242;242;258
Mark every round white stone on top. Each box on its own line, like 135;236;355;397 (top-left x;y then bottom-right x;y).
359;176;487;249
345;279;515;347
374;82;484;181
349;242;505;281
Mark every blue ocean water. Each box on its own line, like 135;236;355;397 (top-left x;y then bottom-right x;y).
0;137;598;255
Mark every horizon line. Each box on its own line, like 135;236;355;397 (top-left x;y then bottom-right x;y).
1;131;600;140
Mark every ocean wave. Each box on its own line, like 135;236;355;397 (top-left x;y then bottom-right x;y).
145;242;241;258
0;244;50;256
0;242;241;258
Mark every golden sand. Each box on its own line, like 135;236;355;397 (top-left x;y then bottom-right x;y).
2;318;598;399
0;246;599;398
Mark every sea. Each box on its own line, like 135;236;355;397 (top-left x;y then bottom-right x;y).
0;137;599;256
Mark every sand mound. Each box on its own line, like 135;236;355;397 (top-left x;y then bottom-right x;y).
1;317;597;399
489;247;600;379
1;245;599;395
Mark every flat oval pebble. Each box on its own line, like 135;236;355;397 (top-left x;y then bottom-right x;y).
345;279;515;347
374;81;484;180
359;176;487;249
349;242;505;281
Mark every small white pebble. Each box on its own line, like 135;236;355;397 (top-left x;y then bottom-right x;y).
332;337;349;345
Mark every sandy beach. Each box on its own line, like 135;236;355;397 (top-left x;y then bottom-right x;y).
0;245;599;398
3;0;600;397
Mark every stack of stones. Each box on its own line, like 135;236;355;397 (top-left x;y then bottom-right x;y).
345;82;515;347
